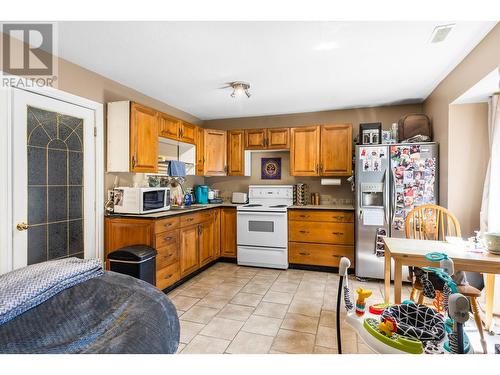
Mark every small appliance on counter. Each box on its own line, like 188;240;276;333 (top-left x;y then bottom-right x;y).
194;185;209;204
232;192;248;204
113;187;170;214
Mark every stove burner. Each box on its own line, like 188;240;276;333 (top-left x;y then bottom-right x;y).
270;205;288;208
243;204;262;207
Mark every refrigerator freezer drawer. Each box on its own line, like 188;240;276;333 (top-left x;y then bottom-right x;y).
237;245;288;269
289;221;354;245
289;242;354;267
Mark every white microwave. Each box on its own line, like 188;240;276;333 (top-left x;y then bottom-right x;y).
113;187;170;214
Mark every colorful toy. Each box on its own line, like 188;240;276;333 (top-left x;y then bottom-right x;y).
336;255;473;355
369;302;391;315
355;288;372;316
379;316;398;337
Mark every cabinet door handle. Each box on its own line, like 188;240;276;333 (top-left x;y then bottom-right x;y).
319;164;323;173
299;252;310;256
164;274;173;279
164;222;172;227
299;215;310;219
164;236;173;242
131;156;136;169
332;232;344;235
332;254;341;258
332;216;344;220
299;230;309;234
316;164;319;173
186;218;194;222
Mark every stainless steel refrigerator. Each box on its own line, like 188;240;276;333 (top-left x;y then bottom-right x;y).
355;143;439;279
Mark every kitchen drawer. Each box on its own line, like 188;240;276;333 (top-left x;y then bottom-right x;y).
289;221;354;245
289;210;354;223
156;243;179;269
156;262;180;290
180;210;214;227
289;242;354;268
155;216;180;233
155;230;179;248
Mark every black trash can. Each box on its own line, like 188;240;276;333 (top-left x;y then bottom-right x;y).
108;245;157;286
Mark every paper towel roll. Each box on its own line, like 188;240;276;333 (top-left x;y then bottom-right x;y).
321;178;341;186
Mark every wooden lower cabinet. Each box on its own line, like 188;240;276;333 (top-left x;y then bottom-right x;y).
289;242;354;268
220;207;237;258
105;207;225;291
199;220;215;267
288;209;355;268
180;224;200;277
157;263;180;290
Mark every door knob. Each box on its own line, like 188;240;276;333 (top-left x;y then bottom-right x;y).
16;222;30;231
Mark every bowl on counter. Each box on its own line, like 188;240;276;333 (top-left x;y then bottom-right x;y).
482;232;500;254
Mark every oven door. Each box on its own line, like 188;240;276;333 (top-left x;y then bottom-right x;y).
237;211;287;248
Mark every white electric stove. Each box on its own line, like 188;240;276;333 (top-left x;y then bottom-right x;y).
236;185;294;269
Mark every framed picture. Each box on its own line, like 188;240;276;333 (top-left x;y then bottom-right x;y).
261;158;281;180
359;122;382;145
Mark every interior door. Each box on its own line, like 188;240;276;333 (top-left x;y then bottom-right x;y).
12;89;96;269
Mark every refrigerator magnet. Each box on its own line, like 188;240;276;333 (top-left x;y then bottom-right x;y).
372;158;381;171
360;148;367;159
403;171;414;184
363;159;372;172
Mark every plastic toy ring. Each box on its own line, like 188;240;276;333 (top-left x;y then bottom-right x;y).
425;252;448;262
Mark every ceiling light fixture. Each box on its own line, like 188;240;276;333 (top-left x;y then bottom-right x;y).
429;24;455;43
229;81;251;98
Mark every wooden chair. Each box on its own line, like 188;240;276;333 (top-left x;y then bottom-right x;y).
405;204;487;353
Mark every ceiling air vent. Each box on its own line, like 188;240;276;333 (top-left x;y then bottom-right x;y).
430;24;455;43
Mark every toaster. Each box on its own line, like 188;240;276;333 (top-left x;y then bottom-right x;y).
232;192;248;204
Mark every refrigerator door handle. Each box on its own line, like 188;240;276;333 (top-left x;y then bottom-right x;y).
391;167;397;223
383;169;389;224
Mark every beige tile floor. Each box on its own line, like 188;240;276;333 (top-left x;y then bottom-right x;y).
168;262;416;354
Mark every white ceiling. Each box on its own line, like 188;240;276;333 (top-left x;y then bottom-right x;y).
56;21;496;120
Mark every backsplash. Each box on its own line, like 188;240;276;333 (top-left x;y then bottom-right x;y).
206;151;354;205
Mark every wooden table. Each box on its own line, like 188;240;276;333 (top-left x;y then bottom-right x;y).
383;237;500;330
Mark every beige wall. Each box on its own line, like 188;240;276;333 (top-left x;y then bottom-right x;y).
204;103;423;138
1;32;202;198
206;151;353;203
423;24;500;207
203;103;423;200
448;103;489;237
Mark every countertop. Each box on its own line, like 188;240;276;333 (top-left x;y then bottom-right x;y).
289;204;355;211
107;202;355;219
107;202;241;219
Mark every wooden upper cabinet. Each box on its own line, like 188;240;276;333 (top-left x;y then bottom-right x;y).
227;130;245;176
130;102;158;173
245;128;266;149
180;121;197;144
267;127;290;149
290;126;320;176
204;129;227;176
320;124;352;176
245;128;289;150
158;113;180;140
196;126;204;175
